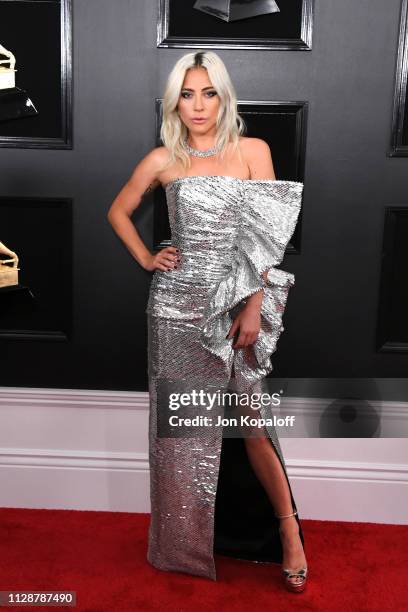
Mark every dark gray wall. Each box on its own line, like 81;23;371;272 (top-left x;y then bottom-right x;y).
1;0;407;391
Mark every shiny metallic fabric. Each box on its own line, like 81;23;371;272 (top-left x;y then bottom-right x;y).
146;176;304;580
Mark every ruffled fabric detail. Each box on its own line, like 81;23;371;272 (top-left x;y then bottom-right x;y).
199;180;304;394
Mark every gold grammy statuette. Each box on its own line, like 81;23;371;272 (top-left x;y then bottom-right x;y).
0;43;16;90
0;42;38;121
0;241;20;288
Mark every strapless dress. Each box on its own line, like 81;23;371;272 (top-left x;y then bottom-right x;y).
145;175;304;581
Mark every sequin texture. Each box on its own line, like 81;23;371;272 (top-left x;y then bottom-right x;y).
146;176;304;580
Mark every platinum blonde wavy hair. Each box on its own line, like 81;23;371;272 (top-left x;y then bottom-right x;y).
159;51;246;171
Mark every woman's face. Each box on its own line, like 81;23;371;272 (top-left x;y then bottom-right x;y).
177;67;220;135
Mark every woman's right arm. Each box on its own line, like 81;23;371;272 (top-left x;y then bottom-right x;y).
107;147;179;273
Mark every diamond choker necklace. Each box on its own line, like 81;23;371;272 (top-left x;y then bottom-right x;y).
184;138;222;158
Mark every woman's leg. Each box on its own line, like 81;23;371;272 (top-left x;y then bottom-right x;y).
243;436;307;583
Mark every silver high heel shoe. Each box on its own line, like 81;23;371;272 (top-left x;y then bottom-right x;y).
275;509;308;593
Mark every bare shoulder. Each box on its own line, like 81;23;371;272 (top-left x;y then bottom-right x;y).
142;145;170;173
127;145;170;189
239;136;271;155
239;137;275;180
239;136;273;165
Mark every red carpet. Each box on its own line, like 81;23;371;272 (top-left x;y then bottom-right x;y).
0;508;406;611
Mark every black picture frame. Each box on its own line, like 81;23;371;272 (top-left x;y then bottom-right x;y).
390;0;408;156
0;196;73;341
375;206;408;352
0;0;72;149
157;0;313;50
152;98;307;252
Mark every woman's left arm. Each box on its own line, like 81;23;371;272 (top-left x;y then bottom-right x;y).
226;279;265;350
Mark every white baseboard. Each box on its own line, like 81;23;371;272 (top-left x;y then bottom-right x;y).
0;387;407;524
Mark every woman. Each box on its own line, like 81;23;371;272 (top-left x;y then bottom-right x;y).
107;50;307;593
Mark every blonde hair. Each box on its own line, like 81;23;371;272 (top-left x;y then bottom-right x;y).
159;51;246;171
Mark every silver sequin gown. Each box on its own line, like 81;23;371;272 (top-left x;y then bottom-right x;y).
146;175;304;581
